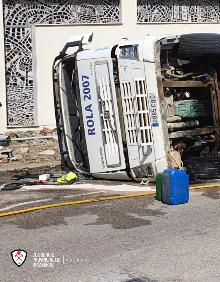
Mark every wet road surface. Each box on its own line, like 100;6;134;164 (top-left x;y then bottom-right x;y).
0;189;220;282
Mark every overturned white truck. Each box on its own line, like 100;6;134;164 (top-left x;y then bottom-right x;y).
53;33;220;181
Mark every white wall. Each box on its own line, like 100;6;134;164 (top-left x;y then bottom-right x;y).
1;0;220;131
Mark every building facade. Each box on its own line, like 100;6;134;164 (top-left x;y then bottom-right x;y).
1;0;220;132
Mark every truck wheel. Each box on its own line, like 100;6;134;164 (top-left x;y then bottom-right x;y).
176;33;220;59
185;156;220;179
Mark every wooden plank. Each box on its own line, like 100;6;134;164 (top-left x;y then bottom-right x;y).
169;127;215;139
163;80;210;88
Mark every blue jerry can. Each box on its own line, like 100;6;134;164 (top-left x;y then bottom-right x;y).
162;168;189;205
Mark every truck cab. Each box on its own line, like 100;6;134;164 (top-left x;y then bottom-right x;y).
53;33;220;181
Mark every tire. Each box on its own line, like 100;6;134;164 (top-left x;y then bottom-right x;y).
184;156;220;179
176;33;220;59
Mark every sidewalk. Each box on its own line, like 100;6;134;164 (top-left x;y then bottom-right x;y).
19;180;156;192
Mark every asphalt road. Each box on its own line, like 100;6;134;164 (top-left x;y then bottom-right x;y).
0;188;220;282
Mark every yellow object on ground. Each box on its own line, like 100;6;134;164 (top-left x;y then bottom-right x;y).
56;172;78;184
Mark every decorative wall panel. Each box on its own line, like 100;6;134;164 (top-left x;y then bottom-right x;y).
137;0;220;23
52;1;120;24
3;0;120;126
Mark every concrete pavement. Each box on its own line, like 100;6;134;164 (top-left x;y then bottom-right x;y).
0;188;219;282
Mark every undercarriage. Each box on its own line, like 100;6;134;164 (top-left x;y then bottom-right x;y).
159;34;220;179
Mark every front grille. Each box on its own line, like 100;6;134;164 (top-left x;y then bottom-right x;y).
95;62;120;167
121;79;152;147
121;82;138;144
135;79;152;145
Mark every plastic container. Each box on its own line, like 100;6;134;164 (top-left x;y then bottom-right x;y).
162;168;189;205
156;173;163;201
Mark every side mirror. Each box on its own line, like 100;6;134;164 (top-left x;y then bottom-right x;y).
68;33;93;46
60;33;93;57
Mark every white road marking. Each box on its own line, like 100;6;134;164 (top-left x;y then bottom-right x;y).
0;191;105;212
62;191;104;199
0;198;53;212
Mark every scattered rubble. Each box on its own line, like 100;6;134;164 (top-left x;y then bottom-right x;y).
0;155;9;164
15;147;29;154
39;149;56;156
0;129;61;176
40;127;53;136
4;127;57;139
0;135;12;164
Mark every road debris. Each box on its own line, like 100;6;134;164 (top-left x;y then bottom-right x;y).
39;174;51;181
0;155;9;164
0;170;81;192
